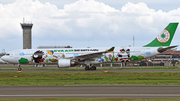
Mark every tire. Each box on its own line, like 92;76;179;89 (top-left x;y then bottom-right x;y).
18;67;22;71
90;66;96;70
94;66;96;70
85;66;90;70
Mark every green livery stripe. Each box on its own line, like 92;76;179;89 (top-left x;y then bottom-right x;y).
144;23;179;47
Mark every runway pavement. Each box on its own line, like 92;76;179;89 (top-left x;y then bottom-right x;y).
1;85;180;99
1;69;180;72
1;64;180;72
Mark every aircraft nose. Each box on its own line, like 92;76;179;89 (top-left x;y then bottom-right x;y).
0;58;5;63
1;56;8;62
1;55;19;64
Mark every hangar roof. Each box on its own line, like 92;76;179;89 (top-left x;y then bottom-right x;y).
163;51;180;55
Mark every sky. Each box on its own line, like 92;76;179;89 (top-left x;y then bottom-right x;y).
0;0;180;52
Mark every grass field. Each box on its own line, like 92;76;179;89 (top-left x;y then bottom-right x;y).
0;98;179;101
1;66;180;100
1;72;180;85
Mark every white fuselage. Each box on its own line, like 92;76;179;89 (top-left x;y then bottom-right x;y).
1;46;160;65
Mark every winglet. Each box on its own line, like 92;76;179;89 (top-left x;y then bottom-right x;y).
106;47;115;52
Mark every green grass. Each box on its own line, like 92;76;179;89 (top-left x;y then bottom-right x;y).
1;72;180;85
0;98;179;101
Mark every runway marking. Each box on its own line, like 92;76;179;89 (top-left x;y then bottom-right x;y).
1;94;180;97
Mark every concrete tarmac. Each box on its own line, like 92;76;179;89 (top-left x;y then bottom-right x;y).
1;85;180;99
1;69;180;73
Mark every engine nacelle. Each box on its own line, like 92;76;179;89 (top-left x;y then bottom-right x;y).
58;59;75;68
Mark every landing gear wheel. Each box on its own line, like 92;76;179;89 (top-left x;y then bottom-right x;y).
94;66;96;70
85;66;90;70
90;66;96;70
18;67;22;71
18;64;22;71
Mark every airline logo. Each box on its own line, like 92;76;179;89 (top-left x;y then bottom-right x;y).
156;29;170;43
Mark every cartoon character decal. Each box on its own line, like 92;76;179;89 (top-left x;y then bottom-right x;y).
117;49;130;62
103;49;130;62
109;54;116;62
43;50;59;63
49;59;58;62
62;54;65;58
31;50;44;63
109;54;112;61
19;58;29;64
97;57;104;62
130;55;144;61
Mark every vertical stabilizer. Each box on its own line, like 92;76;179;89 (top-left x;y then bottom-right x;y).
144;23;178;47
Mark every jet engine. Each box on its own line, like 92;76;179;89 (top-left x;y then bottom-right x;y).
58;59;75;67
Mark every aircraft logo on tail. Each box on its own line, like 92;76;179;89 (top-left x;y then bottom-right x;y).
144;22;179;47
157;29;170;43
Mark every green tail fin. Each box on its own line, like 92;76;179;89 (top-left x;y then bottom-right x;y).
143;23;179;47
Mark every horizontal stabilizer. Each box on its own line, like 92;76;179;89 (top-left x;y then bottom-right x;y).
157;45;178;53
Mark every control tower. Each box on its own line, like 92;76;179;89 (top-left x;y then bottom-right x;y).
20;20;33;49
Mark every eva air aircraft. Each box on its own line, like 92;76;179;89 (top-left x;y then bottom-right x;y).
1;23;179;71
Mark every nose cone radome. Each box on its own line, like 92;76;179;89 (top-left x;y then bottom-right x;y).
1;55;18;64
1;56;8;62
0;58;6;63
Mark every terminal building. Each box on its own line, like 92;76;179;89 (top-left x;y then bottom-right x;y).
37;46;72;49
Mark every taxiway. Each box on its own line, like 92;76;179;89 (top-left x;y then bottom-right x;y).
1;85;180;99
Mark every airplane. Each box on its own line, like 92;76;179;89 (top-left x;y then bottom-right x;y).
1;22;179;71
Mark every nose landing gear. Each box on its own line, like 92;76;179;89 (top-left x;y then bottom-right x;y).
18;64;22;71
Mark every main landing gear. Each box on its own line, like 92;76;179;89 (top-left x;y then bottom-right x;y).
85;66;96;70
18;64;22;71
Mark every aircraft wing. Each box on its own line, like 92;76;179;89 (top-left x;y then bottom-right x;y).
66;47;115;60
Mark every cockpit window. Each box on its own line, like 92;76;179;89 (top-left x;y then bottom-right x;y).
6;53;10;56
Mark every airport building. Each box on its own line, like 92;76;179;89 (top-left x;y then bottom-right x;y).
20;21;33;49
153;51;180;66
37;46;72;49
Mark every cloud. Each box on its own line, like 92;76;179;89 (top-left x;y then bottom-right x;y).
121;2;155;14
0;0;180;51
63;0;118;12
